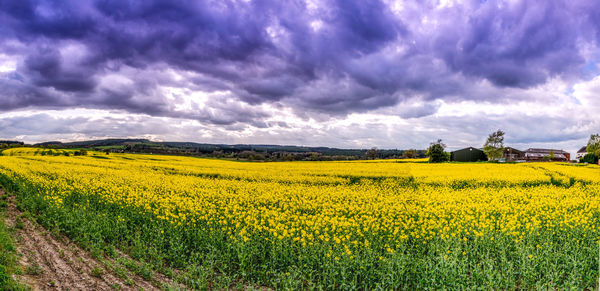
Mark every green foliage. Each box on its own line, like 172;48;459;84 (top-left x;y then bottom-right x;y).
91;266;103;278
483;130;505;161
0;198;26;290
401;149;418;159
580;153;598;164
587;134;600;157
28;139;424;161
25;263;42;276
543;150;556;162
366;147;378;159
426;140;450;163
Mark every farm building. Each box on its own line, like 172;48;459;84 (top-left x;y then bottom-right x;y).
451;147;488;162
576;146;587;160
503;147;525;162
524;148;570;161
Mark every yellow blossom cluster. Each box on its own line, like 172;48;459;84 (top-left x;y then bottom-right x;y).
0;150;599;255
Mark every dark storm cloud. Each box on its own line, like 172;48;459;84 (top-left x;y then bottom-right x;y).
431;1;585;88
1;0;599;121
23;45;97;92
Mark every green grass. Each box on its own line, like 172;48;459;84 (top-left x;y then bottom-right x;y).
0;192;26;290
91;266;103;278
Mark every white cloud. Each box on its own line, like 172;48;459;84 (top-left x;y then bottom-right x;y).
0;54;17;73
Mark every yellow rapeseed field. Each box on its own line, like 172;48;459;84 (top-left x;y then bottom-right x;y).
0;148;599;288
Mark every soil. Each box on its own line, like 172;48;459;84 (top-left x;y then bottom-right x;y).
2;189;179;291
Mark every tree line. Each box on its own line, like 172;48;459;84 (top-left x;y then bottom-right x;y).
426;131;600;163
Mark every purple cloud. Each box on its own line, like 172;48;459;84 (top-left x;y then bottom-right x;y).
0;0;599;125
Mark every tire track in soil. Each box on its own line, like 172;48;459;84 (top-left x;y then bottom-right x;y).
2;189;177;290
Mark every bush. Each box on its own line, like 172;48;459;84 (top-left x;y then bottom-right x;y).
580;153;598;164
426;140;450;163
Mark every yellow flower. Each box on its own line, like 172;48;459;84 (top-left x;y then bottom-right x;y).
2;147;600;274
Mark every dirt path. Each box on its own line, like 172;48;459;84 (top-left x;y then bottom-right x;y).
2;189;178;291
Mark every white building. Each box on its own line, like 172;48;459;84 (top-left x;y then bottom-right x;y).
576;146;587;161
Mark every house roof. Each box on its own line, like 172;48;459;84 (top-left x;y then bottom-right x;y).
451;147;484;153
525;148;569;154
504;147;524;153
577;146;587;153
525;153;567;159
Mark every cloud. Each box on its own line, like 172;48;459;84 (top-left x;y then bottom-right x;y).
1;0;600;149
2;1;597;114
23;44;97;92
429;1;586;87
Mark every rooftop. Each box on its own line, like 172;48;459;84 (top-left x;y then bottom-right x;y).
525;148;569;154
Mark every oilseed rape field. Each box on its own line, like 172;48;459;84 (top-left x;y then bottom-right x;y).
0;148;600;289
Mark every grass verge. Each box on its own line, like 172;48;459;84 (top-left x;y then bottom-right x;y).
0;191;26;290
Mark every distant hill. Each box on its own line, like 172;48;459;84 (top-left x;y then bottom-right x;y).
33;141;63;147
64;139;151;147
0;140;24;145
28;138;426;160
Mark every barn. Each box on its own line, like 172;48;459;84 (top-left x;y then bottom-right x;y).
503;147;525;162
525;148;570;161
450;147;488;162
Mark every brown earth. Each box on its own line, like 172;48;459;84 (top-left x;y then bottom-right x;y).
2;189;181;291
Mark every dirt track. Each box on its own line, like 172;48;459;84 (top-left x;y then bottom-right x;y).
2;189;175;290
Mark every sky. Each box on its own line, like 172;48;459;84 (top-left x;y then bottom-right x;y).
0;0;599;153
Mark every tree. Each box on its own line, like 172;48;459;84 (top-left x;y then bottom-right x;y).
581;153;598;164
238;150;264;160
402;149;418;159
483;130;505;161
309;152;322;161
587;134;600;157
549;150;555;160
426;139;449;163
366;147;378;160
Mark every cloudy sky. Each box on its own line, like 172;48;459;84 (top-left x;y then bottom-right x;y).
0;0;599;153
